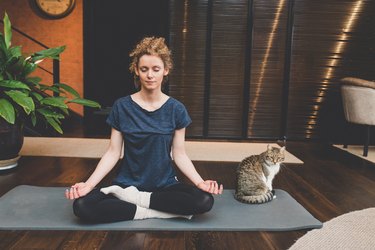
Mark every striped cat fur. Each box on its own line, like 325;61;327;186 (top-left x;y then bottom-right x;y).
235;145;285;204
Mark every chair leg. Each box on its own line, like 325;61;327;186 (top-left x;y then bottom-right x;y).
363;125;370;157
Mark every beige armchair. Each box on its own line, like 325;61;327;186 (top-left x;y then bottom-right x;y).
340;77;375;156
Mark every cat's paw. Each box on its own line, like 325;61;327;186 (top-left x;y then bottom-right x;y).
271;190;276;199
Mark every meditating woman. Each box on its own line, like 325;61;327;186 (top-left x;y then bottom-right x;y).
65;37;223;223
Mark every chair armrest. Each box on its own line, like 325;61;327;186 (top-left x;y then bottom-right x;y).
341;77;375;89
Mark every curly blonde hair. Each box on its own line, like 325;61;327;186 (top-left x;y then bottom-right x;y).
129;37;173;74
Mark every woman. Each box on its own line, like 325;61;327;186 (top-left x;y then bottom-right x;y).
65;37;223;223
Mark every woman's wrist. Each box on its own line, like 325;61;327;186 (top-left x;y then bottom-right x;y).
195;181;202;187
195;179;205;187
85;181;95;190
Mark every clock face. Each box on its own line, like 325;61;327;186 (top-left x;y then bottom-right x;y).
35;0;76;18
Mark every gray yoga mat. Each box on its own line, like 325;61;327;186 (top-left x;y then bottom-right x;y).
0;185;322;231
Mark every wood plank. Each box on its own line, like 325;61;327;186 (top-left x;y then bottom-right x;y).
10;231;71;249
100;232;146;250
144;232;185;250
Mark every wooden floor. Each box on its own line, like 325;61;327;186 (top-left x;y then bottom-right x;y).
1;141;375;249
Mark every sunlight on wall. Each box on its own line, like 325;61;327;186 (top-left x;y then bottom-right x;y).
248;0;286;133
305;0;364;138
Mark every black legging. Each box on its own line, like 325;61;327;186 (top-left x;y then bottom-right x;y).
73;183;214;223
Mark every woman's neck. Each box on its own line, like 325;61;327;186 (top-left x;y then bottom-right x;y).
132;90;169;111
137;89;164;102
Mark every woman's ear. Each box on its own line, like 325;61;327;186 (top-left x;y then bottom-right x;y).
164;68;169;76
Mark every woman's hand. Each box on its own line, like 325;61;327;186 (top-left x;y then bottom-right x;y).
197;180;223;195
65;182;94;200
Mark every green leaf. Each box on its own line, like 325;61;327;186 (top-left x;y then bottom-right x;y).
39;83;65;94
0;49;21;74
4;71;13;80
26;76;42;86
58;107;69;115
31;112;36;126
30;91;43;102
1;47;21;71
5;90;35;114
3;13;12;49
54;83;80;98
0;80;31;90
22;61;37;76
40;96;68;109
9;46;21;58
0;98;15;124
29;46;66;63
68;98;101;108
37;108;65;119
45;116;63;134
0;33;6;52
4;55;19;68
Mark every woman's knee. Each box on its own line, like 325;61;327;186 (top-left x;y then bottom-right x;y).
195;192;214;214
73;197;97;221
73;198;86;218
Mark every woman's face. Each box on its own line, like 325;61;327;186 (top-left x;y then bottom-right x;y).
135;54;169;91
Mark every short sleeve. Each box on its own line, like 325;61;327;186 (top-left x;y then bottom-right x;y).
106;100;121;131
175;103;192;129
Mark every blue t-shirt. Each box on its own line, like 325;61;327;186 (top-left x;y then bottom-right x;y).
106;95;192;192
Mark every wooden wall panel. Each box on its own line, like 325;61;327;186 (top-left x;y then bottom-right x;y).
287;0;375;141
169;0;208;137
208;0;248;138
167;0;375;141
247;0;288;139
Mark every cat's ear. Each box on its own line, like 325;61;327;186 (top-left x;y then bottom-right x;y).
267;144;272;150
280;146;286;152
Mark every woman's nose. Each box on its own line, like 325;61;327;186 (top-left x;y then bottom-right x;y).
147;71;154;78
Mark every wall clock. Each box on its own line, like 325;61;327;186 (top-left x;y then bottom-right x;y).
35;0;76;19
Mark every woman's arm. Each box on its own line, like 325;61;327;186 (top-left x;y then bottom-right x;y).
172;128;223;194
66;128;124;199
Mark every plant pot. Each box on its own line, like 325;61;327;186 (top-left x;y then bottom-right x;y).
0;118;24;171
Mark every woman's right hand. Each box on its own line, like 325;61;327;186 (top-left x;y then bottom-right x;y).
65;182;94;200
197;180;223;195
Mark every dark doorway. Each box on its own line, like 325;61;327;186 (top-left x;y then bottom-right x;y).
83;0;169;136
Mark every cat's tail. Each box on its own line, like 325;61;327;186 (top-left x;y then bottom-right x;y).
235;190;275;204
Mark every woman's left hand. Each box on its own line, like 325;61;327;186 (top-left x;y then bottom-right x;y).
197;180;223;195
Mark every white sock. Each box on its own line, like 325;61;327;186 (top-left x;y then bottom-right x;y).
133;206;193;220
100;185;151;208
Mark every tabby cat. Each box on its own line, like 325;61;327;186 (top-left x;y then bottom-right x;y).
234;145;285;204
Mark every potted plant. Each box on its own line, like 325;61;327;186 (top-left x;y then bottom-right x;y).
0;13;101;170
